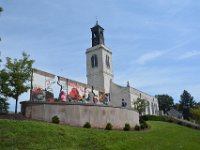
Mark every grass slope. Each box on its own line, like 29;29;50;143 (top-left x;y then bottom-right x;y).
0;119;200;150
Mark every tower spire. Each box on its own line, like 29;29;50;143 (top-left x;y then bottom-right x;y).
96;16;98;25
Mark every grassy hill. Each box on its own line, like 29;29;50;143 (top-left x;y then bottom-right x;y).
0;119;200;150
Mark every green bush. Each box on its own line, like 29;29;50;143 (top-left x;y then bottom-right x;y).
140;121;148;129
141;115;168;122
134;125;140;131
139;117;145;124
186;124;192;128
105;123;113;130
141;115;148;121
52;116;60;124
166;117;173;123
191;108;200;124
140;124;145;129
123;123;130;131
177;121;182;125
139;117;148;129
83;122;91;128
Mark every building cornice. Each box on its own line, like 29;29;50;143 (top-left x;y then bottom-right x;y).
86;44;112;54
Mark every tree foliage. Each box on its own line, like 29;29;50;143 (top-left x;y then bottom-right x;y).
0;97;9;114
173;103;181;111
134;98;148;115
190;108;200;124
195;102;200;108
179;90;196;120
155;94;174;114
0;52;34;114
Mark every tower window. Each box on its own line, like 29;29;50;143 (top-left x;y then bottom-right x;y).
91;54;98;68
106;55;110;68
94;31;98;38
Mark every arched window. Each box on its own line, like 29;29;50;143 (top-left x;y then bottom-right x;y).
91;54;98;68
106;55;110;68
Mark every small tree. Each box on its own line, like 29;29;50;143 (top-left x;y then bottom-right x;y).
0;52;34;114
179;90;196;120
190;108;200;124
155;94;174;114
134;98;148;116
0;54;9;114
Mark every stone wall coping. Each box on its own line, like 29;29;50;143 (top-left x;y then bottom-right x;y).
20;101;137;111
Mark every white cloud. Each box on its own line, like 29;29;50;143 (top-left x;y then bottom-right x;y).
133;40;193;65
178;50;200;60
135;50;167;65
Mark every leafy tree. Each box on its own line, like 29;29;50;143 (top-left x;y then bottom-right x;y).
134;98;148;116
155;94;174;114
173;103;181;111
0;52;34;114
195;102;200;108
179;90;196;120
0;97;9;114
0;53;9;114
190;108;200;124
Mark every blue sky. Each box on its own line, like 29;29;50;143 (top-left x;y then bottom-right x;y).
0;0;200;111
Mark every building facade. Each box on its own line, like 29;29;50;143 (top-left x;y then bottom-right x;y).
86;22;159;115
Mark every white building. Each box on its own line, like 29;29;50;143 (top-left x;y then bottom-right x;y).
86;22;159;115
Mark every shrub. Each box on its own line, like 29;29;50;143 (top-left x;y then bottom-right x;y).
140;121;148;129
139;117;145;124
140;124;145;129
186;124;192;128
177;121;182;125
141;115;171;122
105;123;113;130
166;118;173;123
141;115;148;121
52;115;60;124
123;123;131;131
191;108;200;124
134;125;140;131
83;122;91;128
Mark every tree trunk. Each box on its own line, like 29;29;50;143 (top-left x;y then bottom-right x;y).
15;97;18;115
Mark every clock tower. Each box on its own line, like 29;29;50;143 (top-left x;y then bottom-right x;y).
86;22;113;93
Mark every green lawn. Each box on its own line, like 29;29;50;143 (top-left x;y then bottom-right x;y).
0;119;200;150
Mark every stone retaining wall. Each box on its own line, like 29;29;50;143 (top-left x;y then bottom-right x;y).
21;101;139;129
